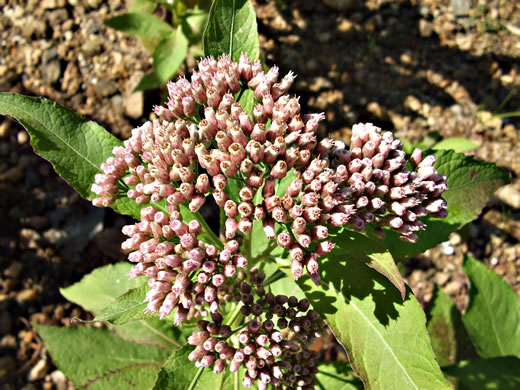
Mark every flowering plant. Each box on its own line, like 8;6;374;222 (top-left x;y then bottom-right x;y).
0;1;517;389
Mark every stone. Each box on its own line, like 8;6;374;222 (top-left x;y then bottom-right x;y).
124;91;144;119
0;165;24;182
434;272;450;286
444;280;462;295
0;121;9;138
497;184;520;209
451;0;471;16
81;36;104;55
16;288;38;303
4;261;23;279
41;0;66;9
0;335;17;349
50;370;67;390
404;95;422;112
0;311;12;336
419;19;433;38
61;63;81;96
309;77;332;92
0;356;16;379
28;359;49;381
26;216;49;231
17;130;29;144
323;0;357;12
337;19;356;40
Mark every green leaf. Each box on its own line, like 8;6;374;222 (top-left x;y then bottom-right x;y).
95;283;155;324
376;149;510;258
61;262;183;349
35;324;170;390
105;13;174;38
60;262;144;315
334;228;406;299
182;10;209;44
128;0;158;14
443;357;520;390
203;0;260;61
220;365;249;390
432;137;478;153
315;362;363;390
153;26;189;83
153;345;224;390
237;89;255;116
135;71;163;91
0;93;144;218
274;249;451;390
112;318;184;350
0;93;117;199
462;256;520;358
426;285;477;366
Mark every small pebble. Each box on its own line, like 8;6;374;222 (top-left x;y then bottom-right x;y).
441;241;455;256
28;359;49;381
17;130;29;144
4;262;23;279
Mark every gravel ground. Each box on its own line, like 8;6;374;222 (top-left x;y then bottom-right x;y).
0;0;519;388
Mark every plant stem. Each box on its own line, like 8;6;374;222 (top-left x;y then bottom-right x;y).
263;269;285;287
188;367;204;390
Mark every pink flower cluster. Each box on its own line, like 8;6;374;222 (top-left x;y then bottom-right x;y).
90;53;448;388
187;269;323;389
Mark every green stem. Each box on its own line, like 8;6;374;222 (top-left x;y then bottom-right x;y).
224;302;243;327
230;320;251;335
188;367;204;390
263;269;286;287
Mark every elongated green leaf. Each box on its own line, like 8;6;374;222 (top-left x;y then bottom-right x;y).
376;149;510;258
153;26;189;83
135;71;163;91
60;262;144;315
220;365;249;390
443;357;520;390
275;249;450;390
334;228;405;299
113;318;184;350
95;283;155;324
153;345;224;390
105;13;175;38
432;137;478;153
462;256;520;358
35;324;170;390
0;93;118;199
426;285;477;366
182;10;209;44
0;93;143;218
315;362;363;390
203;0;259;61
61;262;182;349
237;89;255;116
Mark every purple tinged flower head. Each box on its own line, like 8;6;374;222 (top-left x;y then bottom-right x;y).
90;53;449;386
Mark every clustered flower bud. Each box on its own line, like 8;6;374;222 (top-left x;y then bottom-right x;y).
188;268;324;389
90;53;448;388
122;206;247;325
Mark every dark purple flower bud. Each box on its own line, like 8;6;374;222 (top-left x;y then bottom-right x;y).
248;320;261;333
